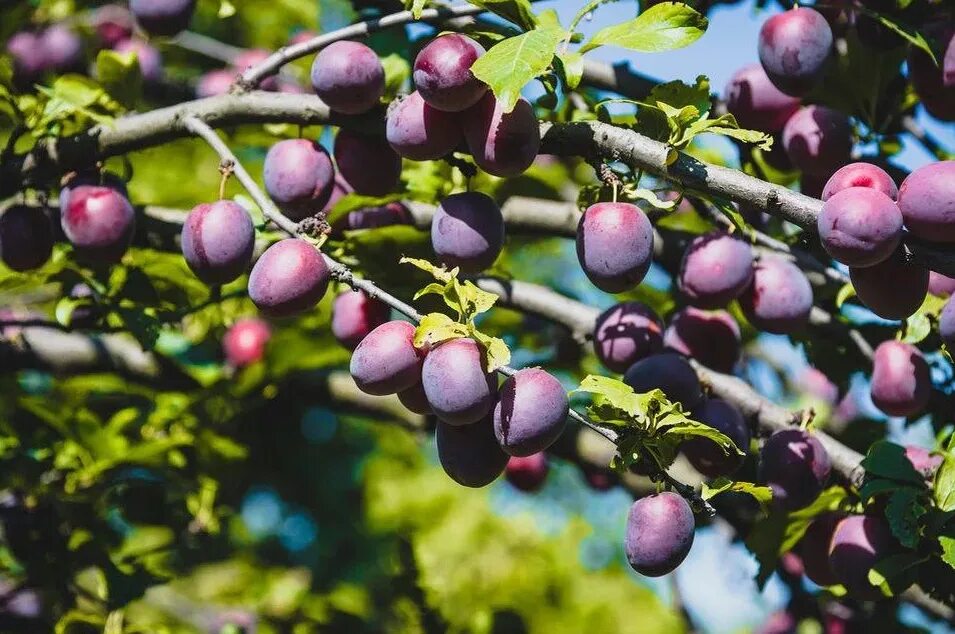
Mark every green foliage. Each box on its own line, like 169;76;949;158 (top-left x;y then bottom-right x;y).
579;2;708;54
701;477;773;508
471;26;567;112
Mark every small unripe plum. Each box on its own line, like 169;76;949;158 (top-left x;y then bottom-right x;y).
740;255;813;334
682;398;750;478
828;515;897;598
196;69;235;98
623;352;703;410
350;320;423;395
181;200;255;285
869;340;930;417
431;192;505;273
263;139;335;221
247;239;330;317
463;94;540;177
331;289;391;350
904;446;942;480
723;63;800;133
782;105;852;176
114;39;163;82
758;8;833;96
505;453;549;492
593;301;664;373
310;41;384;115
929;272;955;297
799;512;842;587
0;206;53;272
817;187;902;267
130;0;196;36
678;232;754;308
39;25;82;72
61;185;136;263
223;318;271;367
421;337;497;425
908;27;954;122
397;382;433;415
821;162;898;201
576;202;654;293
493;368;568;456
625;492;695;577
333;130;401;196
896;161;955;243
413;33;487;112
849;254;928;321
663;308;740;373
758;428;831;511
436;416;509;488
7;32;46;81
386;91;462;160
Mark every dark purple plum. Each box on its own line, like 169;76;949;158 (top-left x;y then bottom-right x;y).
340;203;414;232
723;63;801;133
625;492;695;577
849;253;928;321
463;94;540;177
623;352;703;410
331;289;391;350
223;318;271;367
758;7;833;96
7;32;46;81
799;512;842;587
678;232;754;308
349;320;423;395
60;185;135;263
929;272;955;297
828;515;897;598
196;69;234;98
263;139;335;221
431;192;505;273
758;428;831;511
682;398;750;478
386;91;462;161
904;446;942;480
505;453;549;492
740;255;813;334
576;202;653;293
493;368;568;456
817;187;902;267
908;27;954;122
247;238;330;317
397;381;433;415
421;337;497;425
413;33;487;112
869;340;930;417
39;25;82;72
60;170;128;217
897;161;955;243
436;416;509;488
782;105;852;177
0;206;53;272
582;465;618;491
821;162;898;201
310;41;384;115
333;130;401;196
593;301;664;373
663;308;740;373
130;0;196;36
941;296;955;349
114;39;163;83
181;200;255;285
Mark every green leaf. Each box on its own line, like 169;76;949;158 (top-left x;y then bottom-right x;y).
885;488;928;549
95;50;142;106
865;12;937;64
407;0;428;19
867;552;923;597
835;283;856;308
702;477;773;508
625;188;677;210
861;440;924;484
218;0;237;17
579;2;708;54
648;75;711;114
555;50;583;89
575;375;645;419
468;0;539;31
939;535;955;571
471;27;566;112
414;312;469;348
471;329;511;372
859;477;916;501
934;436;955;512
380;53;411;100
903;293;946;344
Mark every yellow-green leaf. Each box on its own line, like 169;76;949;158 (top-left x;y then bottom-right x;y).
579;2;708;54
471;26;566;112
